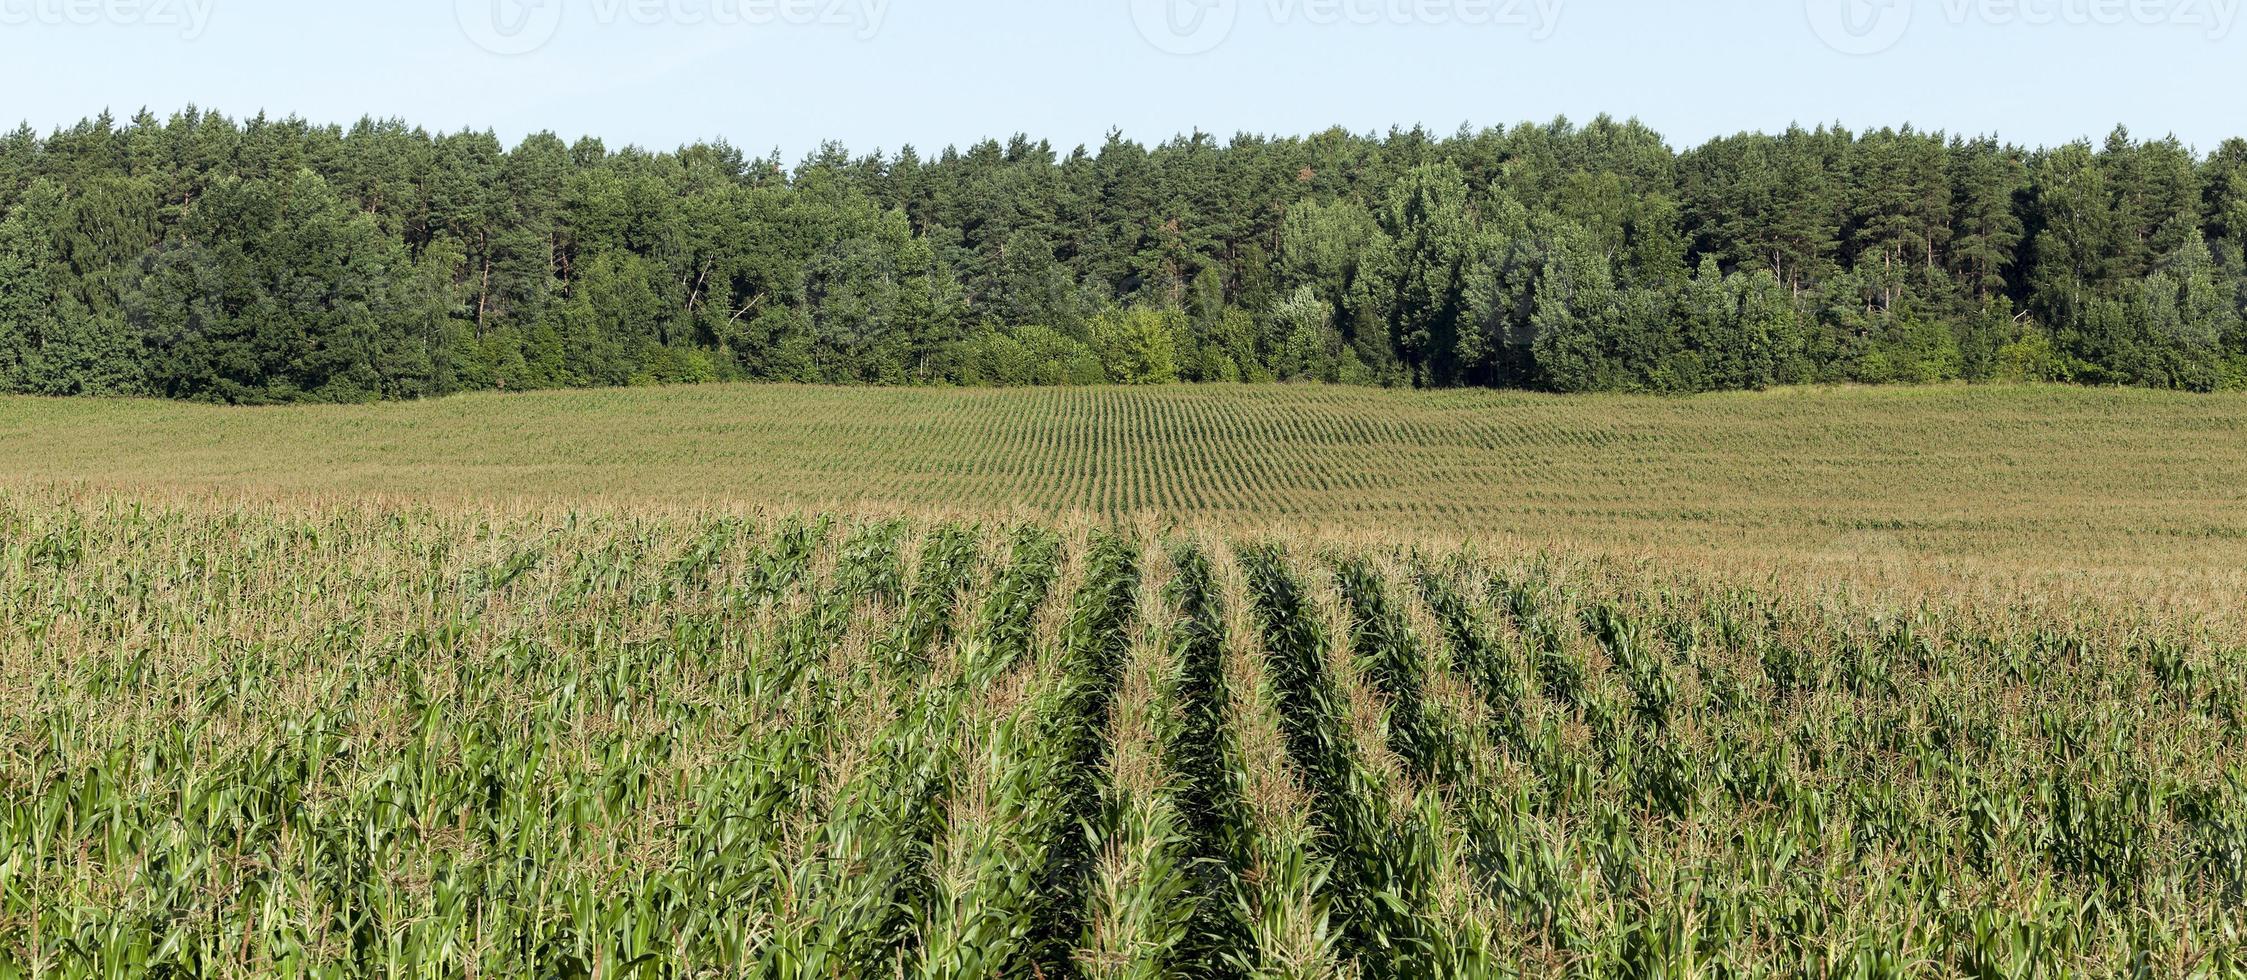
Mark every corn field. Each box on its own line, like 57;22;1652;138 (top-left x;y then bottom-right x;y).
9;385;2247;604
3;488;2245;978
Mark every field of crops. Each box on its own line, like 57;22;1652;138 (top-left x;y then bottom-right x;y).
5;385;2245;599
4;488;2244;977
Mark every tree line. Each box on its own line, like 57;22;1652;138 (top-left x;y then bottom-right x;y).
2;109;2244;402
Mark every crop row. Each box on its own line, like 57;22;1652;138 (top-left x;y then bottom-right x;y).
1;491;2243;977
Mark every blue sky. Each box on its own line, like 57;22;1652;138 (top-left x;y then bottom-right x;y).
3;0;2243;157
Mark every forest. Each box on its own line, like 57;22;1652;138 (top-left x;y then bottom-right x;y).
1;109;2244;402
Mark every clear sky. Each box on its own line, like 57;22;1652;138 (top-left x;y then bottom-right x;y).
3;0;2243;157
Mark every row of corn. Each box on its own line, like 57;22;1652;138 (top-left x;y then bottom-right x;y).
1;489;2243;977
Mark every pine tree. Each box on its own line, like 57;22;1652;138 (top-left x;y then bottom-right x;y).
1949;136;2027;300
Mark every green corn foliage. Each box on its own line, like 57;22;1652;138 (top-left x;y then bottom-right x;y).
1077;548;1196;979
1241;545;1436;978
1026;534;1142;975
1324;558;1511;979
915;660;1072;979
1217;561;1345;980
1158;544;1257;979
754;526;987;976
913;534;1141;978
0;489;2243;978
